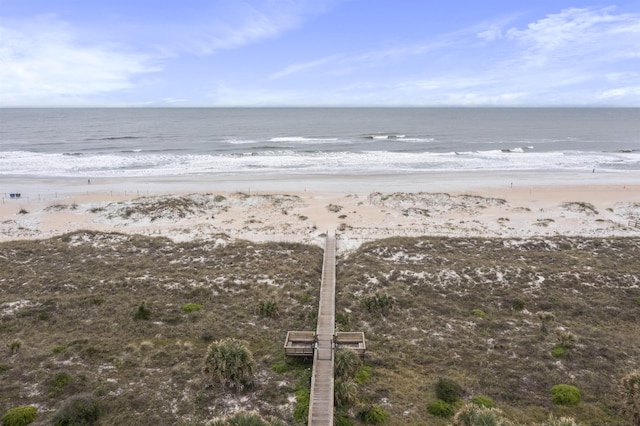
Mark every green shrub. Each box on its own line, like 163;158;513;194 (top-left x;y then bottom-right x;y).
8;340;21;355
52;345;66;354
358;405;389;424
181;303;203;313
470;395;495;408
199;330;215;342
293;388;310;422
427;400;454;417
355;365;372;383
257;300;279;318
334;414;354;426
271;361;292;374
214;195;226;203
134;302;151;320
435;377;464;404
2;405;37;426
48;372;73;397
471;309;487;318
220;411;275;426
52;393;100;426
202;338;255;390
551;384;581;406
512;299;526;311
551;345;567;358
619;369;640;426
361;293;393;316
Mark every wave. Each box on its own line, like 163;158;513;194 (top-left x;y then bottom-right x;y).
269;136;339;143
1;148;638;177
363;134;406;140
500;146;534;153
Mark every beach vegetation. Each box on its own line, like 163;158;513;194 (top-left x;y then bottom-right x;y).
327;204;343;213
361;293;393;316
0;233;638;424
335;378;359;407
257;300;280;318
134;302;151;320
335;349;362;380
427;400;455;417
619;370;640;425
181;302;203;313
7;340;21;355
471;308;487;318
1;406;37;426
436;377;464;404
550;384;581;406
452;404;510;426
202;338;256;390
536;311;555;333
357;405;389;424
293;388;310;422
51;393;100;426
470;395;495;408
512;298;525;311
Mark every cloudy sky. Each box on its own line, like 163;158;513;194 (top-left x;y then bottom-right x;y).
1;1;639;106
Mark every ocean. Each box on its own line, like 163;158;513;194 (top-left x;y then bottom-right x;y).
1;108;638;178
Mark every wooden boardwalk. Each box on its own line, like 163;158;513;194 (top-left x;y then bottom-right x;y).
308;233;336;425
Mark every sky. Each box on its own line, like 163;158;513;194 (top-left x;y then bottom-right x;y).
1;0;639;107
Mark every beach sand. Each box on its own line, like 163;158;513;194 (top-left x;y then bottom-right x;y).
1;171;639;248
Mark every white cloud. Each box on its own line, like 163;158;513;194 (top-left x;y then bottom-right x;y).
269;54;341;79
0;16;159;105
506;7;640;67
600;86;640;99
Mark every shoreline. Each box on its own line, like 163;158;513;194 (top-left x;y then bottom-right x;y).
1;171;639;246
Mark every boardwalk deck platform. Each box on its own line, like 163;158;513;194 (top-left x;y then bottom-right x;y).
284;331;316;357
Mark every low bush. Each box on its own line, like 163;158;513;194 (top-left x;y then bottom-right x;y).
427;400;454;417
357;405;389;424
470;395;495;408
471;309;487;318
551;345;567;358
293;388;310;423
551;384;581;406
134;302;151;320
48;372;73;397
435;377;464;404
361;293;393;316
51;393;100;426
257;300;279;318
452;404;510;426
181;303;203;313
512;299;526;311
539;416;580;426
2;405;37;426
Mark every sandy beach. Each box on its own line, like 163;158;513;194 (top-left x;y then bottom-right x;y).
2;171;639;247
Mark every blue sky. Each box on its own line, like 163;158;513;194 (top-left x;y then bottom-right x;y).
1;1;639;106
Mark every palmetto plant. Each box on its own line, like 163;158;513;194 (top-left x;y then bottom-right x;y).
202;338;256;390
334;349;362;381
334;378;358;407
619;370;640;426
